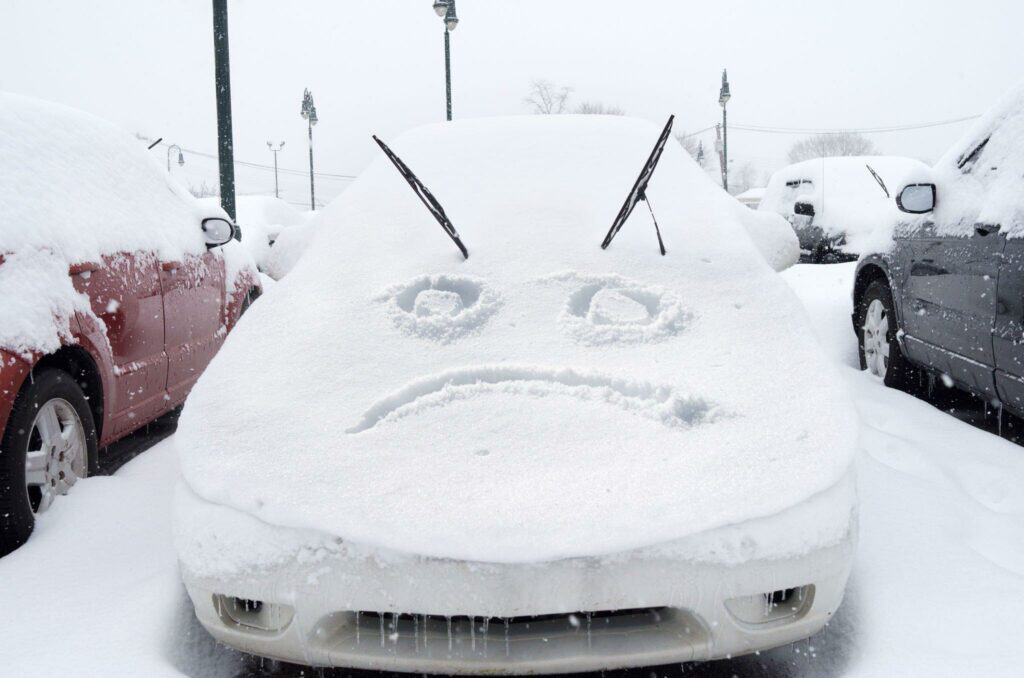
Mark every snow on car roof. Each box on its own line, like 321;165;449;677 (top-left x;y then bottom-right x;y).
0;92;255;356
933;79;1024;237
0;92;212;263
176;115;855;565
759;155;928;252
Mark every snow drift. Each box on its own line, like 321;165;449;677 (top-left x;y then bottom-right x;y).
176;115;856;565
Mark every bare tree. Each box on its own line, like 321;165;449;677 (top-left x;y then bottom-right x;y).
188;180;219;198
787;132;876;164
574;101;625;116
675;132;700;159
524;79;573;115
729;162;758;195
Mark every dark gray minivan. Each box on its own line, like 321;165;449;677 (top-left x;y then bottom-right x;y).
852;82;1024;412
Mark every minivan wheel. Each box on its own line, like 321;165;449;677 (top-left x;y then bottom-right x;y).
858;280;919;390
0;369;97;557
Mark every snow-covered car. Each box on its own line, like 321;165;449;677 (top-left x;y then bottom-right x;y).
174;115;856;673
853;82;1024;407
0;93;260;556
199;195;309;275
735;186;765;209
760;156;930;262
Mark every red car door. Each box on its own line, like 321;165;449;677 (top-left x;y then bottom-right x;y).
71;253;168;438
160;250;226;406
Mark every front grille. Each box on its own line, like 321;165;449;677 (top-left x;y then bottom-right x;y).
307;605;710;667
356;607;666;627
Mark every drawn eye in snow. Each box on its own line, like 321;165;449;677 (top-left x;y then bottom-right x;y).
560;276;690;345
379;274;501;343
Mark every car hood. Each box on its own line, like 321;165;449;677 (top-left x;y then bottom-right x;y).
175;115;856;564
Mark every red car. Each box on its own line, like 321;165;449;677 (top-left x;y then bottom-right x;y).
0;93;261;555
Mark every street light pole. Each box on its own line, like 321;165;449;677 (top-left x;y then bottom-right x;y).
719;69;731;193
432;0;459;121
211;0;239;237
266;141;285;199
166;144;184;173
444;27;452;121
300;89;318;211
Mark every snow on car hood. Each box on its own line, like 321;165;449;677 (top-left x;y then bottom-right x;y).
176;115;855;564
759;155;929;253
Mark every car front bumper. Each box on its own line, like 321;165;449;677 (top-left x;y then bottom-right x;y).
179;478;856;674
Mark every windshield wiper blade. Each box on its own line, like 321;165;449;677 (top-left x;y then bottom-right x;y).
373;134;469;260
601;115;674;256
865;163;890;198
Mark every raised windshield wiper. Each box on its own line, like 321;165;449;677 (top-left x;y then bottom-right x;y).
865;163;890;198
601;115;674;256
372;134;469;260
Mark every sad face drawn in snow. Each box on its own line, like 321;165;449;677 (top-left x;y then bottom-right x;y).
361;271;707;437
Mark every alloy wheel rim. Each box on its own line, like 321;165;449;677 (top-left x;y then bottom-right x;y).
24;398;88;513
862;299;890;380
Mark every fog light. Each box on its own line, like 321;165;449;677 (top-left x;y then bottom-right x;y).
724;585;814;625
213;594;295;632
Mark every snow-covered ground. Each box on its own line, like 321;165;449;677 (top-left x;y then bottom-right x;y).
2;263;1023;677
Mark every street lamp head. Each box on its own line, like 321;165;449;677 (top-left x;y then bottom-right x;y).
432;0;449;17
719;69;731;108
444;0;459;31
301;89;319;126
177;149;185;167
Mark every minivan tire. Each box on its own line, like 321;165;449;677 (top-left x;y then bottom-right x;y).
857;279;920;391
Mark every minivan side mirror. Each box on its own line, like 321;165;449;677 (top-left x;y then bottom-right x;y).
793;201;815;218
201;217;235;247
896;183;936;214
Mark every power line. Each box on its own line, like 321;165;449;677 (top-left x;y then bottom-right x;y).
143;137;357;180
677;114;980;138
731;114;980;135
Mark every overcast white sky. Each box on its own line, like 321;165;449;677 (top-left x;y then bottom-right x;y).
3;0;1022;207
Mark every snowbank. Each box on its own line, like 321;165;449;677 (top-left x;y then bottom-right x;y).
176;115;856;564
0;92;255;354
759;155;929;254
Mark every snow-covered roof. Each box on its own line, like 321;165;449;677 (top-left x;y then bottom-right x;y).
0;92;213;263
759;155;929;253
176;115;855;564
932;80;1024;237
0;92;254;356
736;186;765;201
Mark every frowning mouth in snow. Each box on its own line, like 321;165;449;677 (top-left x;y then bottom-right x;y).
345;365;719;434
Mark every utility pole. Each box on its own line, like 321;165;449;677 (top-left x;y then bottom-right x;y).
266;141;285;199
300;89;318;211
212;0;239;237
719;69;731;193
